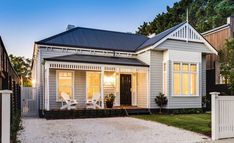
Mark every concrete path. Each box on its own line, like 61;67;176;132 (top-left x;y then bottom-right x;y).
206;138;234;143
18;117;210;143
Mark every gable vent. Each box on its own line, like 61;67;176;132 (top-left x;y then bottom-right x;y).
168;23;202;42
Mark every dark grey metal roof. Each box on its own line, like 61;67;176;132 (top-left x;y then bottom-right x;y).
36;22;185;52
137;22;186;51
44;54;149;67
36;27;149;52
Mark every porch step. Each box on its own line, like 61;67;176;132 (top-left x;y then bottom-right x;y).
125;108;152;115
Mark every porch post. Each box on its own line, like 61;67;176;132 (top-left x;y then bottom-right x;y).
147;68;150;108
101;66;104;108
44;63;50;111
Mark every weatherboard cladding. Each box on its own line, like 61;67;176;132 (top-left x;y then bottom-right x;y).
36;23;186;52
44;54;149;67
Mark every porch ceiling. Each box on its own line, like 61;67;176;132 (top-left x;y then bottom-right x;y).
44;54;149;67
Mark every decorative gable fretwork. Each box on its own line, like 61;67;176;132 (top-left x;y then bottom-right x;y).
168;23;202;42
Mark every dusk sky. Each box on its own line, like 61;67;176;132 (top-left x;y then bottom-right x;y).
0;0;179;58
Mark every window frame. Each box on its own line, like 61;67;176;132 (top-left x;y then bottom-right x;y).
172;62;199;97
56;70;75;102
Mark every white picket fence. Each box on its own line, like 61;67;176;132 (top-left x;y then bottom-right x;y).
211;92;234;140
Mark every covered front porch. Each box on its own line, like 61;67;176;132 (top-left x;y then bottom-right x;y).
43;54;149;111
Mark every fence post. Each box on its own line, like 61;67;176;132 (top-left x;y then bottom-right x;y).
210;92;220;140
0;90;12;143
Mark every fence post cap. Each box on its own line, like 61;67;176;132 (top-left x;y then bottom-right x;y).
209;92;220;95
0;90;13;94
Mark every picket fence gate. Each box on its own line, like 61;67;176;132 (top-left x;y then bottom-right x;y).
211;92;234;140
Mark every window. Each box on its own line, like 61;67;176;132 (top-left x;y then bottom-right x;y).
173;63;180;95
87;72;101;101
57;71;74;101
182;64;189;95
173;63;198;96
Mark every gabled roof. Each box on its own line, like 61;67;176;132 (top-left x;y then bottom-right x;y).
36;27;149;52
35;22;217;54
44;54;149;67
202;24;230;36
137;22;186;50
35;23;187;52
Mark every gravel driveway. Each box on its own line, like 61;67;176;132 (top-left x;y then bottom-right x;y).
18;117;210;143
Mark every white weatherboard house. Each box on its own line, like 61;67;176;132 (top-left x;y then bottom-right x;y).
31;22;217;113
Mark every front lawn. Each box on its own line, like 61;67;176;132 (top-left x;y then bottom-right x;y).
133;113;211;136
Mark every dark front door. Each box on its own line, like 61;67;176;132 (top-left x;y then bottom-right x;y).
120;74;132;105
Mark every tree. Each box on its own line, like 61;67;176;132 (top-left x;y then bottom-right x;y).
219;38;234;94
155;92;168;113
9;54;32;87
137;0;234;35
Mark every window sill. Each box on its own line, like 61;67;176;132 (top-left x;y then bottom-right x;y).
171;95;200;98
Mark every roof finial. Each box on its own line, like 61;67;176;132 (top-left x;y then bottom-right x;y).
186;8;189;23
186;7;189;43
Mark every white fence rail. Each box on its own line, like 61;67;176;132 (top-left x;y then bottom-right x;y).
211;92;234;140
0;90;12;143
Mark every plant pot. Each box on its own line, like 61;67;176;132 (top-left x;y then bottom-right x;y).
106;102;113;108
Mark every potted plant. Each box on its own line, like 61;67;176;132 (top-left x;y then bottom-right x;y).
105;93;115;108
155;92;168;113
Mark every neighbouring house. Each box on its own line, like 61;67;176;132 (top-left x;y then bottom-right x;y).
202;16;234;94
31;21;217;115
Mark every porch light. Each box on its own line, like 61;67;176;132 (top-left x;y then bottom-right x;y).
104;74;115;86
32;79;36;86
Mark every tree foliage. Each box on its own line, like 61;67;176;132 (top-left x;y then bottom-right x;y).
9;54;32;87
219;38;234;94
137;0;234;35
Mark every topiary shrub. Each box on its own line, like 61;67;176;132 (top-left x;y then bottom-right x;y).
155;92;168;113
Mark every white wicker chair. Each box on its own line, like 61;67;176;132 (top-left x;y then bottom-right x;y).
86;94;101;109
60;92;78;110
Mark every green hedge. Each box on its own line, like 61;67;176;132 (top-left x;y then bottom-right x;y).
11;110;23;143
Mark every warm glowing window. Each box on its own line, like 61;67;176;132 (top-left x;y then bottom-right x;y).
57;71;73;101
87;72;101;101
173;63;180;95
182;64;189;95
173;63;198;96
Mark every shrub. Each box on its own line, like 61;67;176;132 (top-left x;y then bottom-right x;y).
155;92;168;113
11;110;23;143
202;94;211;112
171;108;203;114
105;93;115;108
